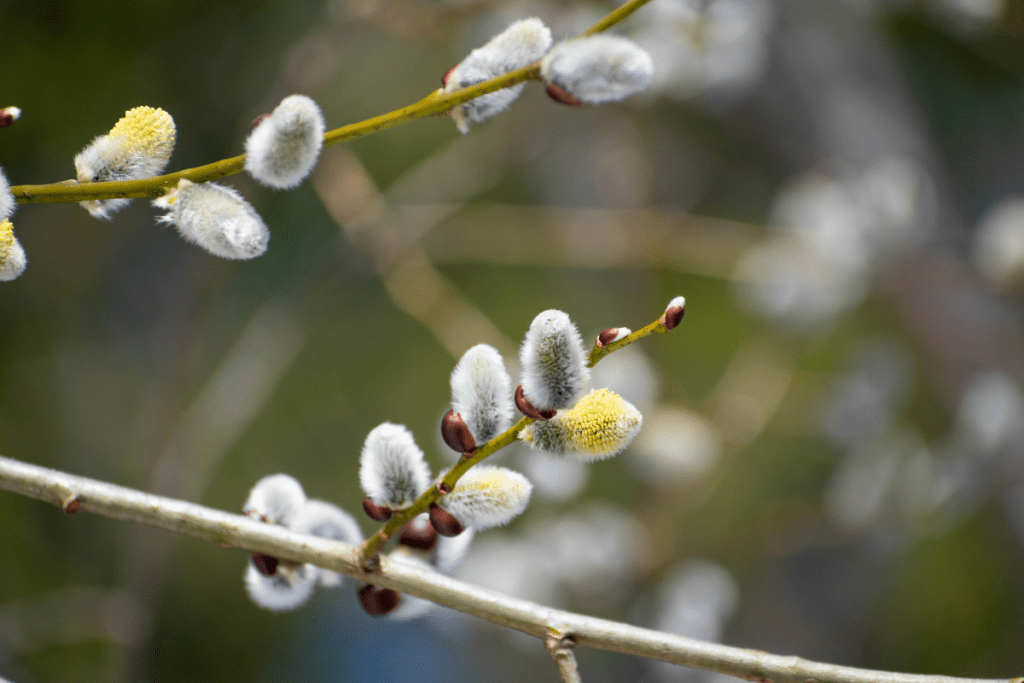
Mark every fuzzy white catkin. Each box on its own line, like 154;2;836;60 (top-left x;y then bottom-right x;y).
74;106;176;219
359;422;432;509
244;95;325;190
438;465;533;529
154;179;270;260
450;344;515;445
0;167;15;221
520;309;590;410
443;18;553;133
290;499;363;589
540;35;654;104
244;562;320;612
243;473;306;527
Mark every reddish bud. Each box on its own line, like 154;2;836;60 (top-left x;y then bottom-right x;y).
399;518;439;551
661;304;685;330
437;481;452;495
362;496;393;522
597;328;621;347
545;83;583;106
429;502;464;537
62;496;81;515
248;112;271;133
250;552;280;577
0;112;13;128
359;584;400;616
441;65;458;88
515;385;557;420
441;410;477;454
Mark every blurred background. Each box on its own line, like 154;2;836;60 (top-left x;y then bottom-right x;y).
1;0;1024;680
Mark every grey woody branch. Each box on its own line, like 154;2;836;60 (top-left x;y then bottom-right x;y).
0;454;1019;683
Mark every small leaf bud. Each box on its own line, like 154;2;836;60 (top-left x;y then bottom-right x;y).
661;296;686;330
441;410;477;454
358;584;401;616
520;309;590;411
74;106;176;219
153;179;270;260
359;422;431;510
540;35;654;105
519;388;642;461
429;502;464;537
436;465;532;530
597;327;631;347
244;95;325;190
0;106;21;127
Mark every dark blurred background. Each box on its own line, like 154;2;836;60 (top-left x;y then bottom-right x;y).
1;0;1023;681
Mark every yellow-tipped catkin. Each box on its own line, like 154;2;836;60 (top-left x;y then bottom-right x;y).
0;218;27;281
438;465;532;529
519;388;642;461
75;106;177;219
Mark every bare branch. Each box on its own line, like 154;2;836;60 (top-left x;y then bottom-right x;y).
0;454;1018;683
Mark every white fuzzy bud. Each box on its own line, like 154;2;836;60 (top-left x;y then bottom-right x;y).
450;344;515;445
433;526;475;574
244;562;319;612
154;179;270;260
438;465;532;529
74;106;176;219
244;95;325;190
520;309;590;410
289;499;363;588
359;422;431;510
540;35;654;104
0;106;22;125
243;473;306;527
519;388;642;461
0;167;15;221
443;18;553;133
0;219;26;282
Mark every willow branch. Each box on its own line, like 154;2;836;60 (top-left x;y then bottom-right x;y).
546;633;583;683
0;454;1017;683
357;305;679;565
9;0;655;206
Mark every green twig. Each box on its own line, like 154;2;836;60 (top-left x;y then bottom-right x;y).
10;0;654;206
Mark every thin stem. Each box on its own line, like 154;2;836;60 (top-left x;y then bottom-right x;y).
546;633;583;683
0;454;1017;683
357;306;682;566
10;0;653;206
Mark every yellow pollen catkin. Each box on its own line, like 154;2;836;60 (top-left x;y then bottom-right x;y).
107;106;176;164
0;219;14;263
519;388;642;460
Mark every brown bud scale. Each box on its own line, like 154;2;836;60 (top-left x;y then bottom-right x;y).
441;65;458;88
359;584;401;616
248;112;271;133
361;496;393;522
441;410;477;454
399;519;439;551
250;552;280;577
515;385;557;420
0;112;13;128
545;83;583;106
62;496;81;515
597;327;621;347
429;502;464;537
661;305;685;331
